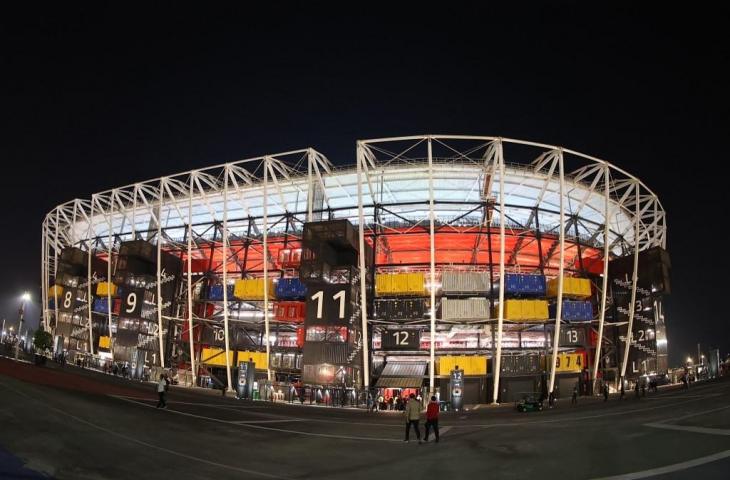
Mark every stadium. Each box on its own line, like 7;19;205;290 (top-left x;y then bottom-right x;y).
41;135;670;405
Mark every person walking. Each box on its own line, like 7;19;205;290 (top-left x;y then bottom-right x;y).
571;386;578;405
634;381;640;399
403;393;422;444
620;380;625;400
603;383;609;402
424;396;440;443
156;373;169;409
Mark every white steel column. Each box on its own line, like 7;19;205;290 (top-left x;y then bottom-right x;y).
427;138;437;394
263;159;272;381
107;194;114;362
356;143;371;389
222;166;233;392
548;150;566;395
492;140;506;404
156;182;165;369
187;176;197;387
620;183;641;380
53;209;60;337
592;165;611;391
307;149;314;222
87;200;95;355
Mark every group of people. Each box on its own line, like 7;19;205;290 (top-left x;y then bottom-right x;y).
372;394;418;412
403;393;440;444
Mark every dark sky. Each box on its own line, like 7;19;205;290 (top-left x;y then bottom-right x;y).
1;3;728;365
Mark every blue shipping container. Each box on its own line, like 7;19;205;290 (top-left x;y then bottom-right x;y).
208;284;234;301
505;273;546;295
550;300;593;321
93;298;110;314
276;278;307;299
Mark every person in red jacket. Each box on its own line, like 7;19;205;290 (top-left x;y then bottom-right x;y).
424;395;440;443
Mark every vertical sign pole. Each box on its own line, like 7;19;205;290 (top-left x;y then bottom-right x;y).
156;182;165;369
620;183;641;380
87;198;95;355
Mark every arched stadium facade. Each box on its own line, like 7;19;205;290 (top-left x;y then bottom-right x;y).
41;135;670;404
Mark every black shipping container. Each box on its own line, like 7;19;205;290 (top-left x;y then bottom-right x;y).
60;247;88;267
119;240;156;263
303;220;359;252
116;255;156;276
303;342;353;365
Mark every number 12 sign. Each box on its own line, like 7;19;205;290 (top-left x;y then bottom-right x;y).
381;329;421;350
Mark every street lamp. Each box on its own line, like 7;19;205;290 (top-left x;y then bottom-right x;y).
15;292;30;360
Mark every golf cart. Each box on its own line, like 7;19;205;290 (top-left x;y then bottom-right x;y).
516;392;544;412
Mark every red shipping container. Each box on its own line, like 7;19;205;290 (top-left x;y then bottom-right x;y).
274;301;305;323
296;327;305;348
279;248;302;268
112;298;121;315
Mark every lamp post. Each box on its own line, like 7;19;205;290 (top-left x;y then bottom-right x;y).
15;292;30;360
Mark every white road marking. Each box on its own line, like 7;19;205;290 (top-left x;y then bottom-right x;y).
644;423;730;436
1;381;290;479
659;403;730;423
450;395;726;429
114;395;405;427
112;395;403;443
590;449;730;479
231;419;307;424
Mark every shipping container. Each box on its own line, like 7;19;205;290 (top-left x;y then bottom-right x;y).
96;282;118;297
303;219;359;252
438;355;488;375
233;278;276;300
207;284;234;301
547;276;592;298
549;300;593;321
48;285;64;298
375;272;426;296
503;299;549;321
441;298;490;320
274;301;306;323
275;277;308;300
442;271;490;294
504;273;547;296
500;354;541;376
278;248;303;268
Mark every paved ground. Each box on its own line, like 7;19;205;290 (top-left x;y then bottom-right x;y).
1;357;729;479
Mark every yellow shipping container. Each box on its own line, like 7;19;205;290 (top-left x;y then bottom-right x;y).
237;350;269;369
96;282;118;297
375;273;426;296
532;300;549;320
438;355;487;375
504;299;523;320
375;274;392;296
98;336;111;349
234;278;275;300
547;276;591;298
48;285;64;298
407;273;426;295
201;347;235;366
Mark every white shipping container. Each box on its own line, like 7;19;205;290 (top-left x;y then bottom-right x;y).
441;298;490;320
442;271;490;294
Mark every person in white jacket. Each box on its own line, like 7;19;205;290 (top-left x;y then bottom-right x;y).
403;393;422;444
156;373;169;408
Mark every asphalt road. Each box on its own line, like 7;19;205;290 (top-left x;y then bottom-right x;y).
1;358;729;479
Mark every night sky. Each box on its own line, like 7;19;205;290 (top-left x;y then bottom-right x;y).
2;3;728;365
